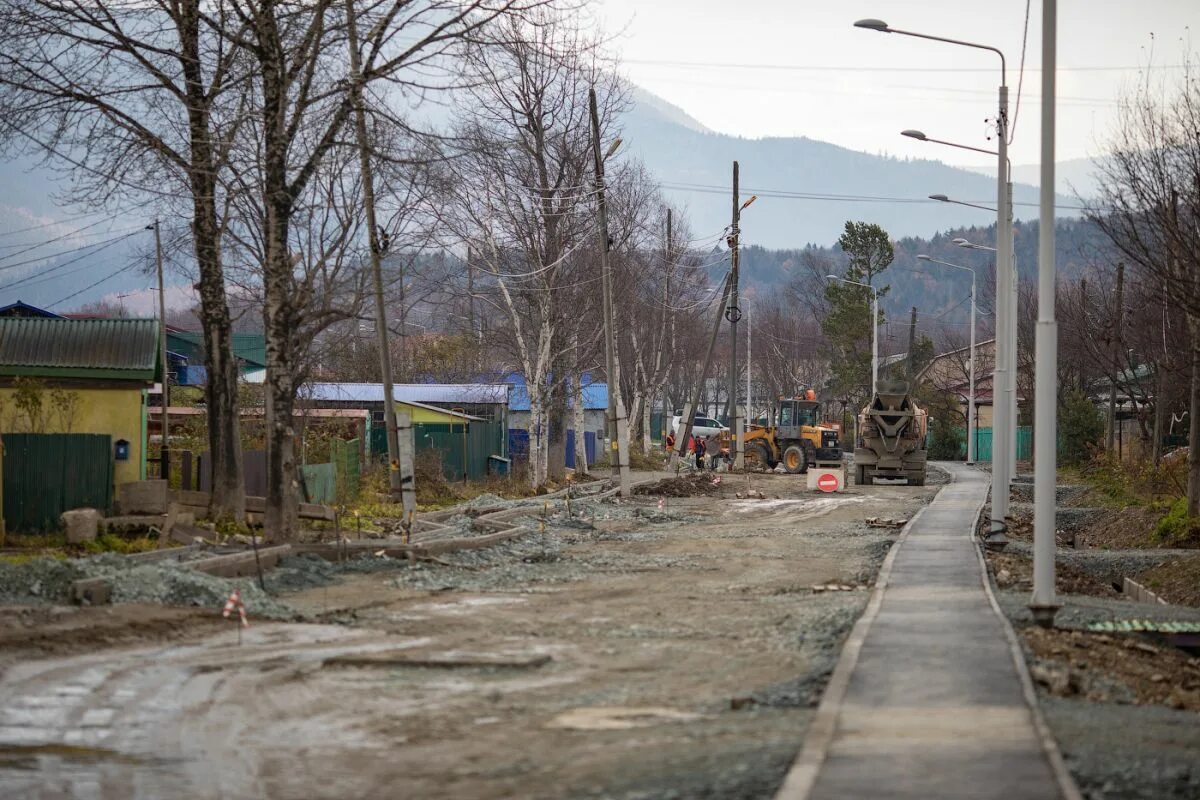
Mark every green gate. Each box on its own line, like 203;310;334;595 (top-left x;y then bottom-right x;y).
969;426;1033;463
416;421;504;481
2;433;113;532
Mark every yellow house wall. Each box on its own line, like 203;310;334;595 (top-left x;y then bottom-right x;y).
397;402;469;425
0;386;145;491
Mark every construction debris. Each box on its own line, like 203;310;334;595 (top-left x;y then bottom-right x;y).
865;517;908;529
632;474;722;497
323;651;551;669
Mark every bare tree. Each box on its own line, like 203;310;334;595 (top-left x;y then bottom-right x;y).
222;0;555;536
0;0;250;520
1088;59;1200;512
446;8;620;487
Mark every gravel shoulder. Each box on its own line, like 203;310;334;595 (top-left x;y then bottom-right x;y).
0;472;939;800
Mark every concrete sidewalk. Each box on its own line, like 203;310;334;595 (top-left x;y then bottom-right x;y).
777;464;1077;800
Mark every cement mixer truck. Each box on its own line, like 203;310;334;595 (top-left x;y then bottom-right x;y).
853;380;928;486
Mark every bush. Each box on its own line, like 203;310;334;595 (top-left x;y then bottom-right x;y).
1059;390;1104;465
927;416;964;461
1154;497;1200;546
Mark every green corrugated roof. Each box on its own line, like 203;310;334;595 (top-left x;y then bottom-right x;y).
0;318;161;381
167;330;268;368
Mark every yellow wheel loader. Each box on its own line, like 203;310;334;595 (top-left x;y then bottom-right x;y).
739;395;841;474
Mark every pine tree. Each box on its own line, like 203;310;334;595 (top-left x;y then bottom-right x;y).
822;221;894;404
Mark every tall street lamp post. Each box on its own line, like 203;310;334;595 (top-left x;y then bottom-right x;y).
954;235;1020;482
856;16;1012;547
917;255;977;464
827;275;879;400
1030;0;1060;627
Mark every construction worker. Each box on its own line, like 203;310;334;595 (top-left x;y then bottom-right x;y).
706;432;722;470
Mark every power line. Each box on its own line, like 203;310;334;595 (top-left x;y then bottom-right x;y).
0;230;141;274
625;57;1187;74
1011;0;1034;143
0;220;142;259
0;233;140;292
46;262;140;309
0;210;120;238
657;181;1087;211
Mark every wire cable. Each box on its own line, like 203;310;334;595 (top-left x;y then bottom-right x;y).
0;230;141;274
1008;0;1036;143
46;262;139;309
0;232;140;291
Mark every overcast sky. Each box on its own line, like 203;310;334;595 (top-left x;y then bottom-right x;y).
597;0;1200;169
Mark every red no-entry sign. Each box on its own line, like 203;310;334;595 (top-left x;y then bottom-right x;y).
817;473;840;493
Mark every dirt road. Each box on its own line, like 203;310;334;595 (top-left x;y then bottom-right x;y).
0;473;940;799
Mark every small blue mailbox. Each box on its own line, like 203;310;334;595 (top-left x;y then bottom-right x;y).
114;439;130;461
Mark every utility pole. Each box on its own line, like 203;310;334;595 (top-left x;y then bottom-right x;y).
727;162;745;469
1078;278;1087;392
346;0;407;518
589;87;631;496
673;273;734;469
154;219;169;482
746;298;752;430
1107;261;1125;453
905;306;918;379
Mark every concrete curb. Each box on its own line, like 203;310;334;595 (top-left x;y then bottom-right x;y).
772;478;940;799
969;482;1084;800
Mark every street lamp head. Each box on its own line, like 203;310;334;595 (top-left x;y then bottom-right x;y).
740;194;758;211
854;18;890;31
901;129;927;140
825;274;840;281
952;237;969;245
916;254;931;261
604;137;623;159
929;193;949;202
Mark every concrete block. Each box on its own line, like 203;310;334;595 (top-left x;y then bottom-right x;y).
61;508;101;544
71;577;112;605
119;480;168;515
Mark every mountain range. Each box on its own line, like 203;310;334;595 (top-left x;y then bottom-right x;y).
621;87;1089;250
0;85;1099;312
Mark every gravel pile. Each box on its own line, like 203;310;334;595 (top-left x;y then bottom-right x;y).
0;558;84;603
0;554;295;617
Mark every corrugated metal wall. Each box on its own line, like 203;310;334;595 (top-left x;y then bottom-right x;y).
2;433;113;532
419;422;503;481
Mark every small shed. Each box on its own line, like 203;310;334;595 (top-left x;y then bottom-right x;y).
0;317;162;521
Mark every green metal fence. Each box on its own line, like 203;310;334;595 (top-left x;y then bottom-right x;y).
300;463;337;504
936;424;1032;462
2;433;114;532
369;421;506;481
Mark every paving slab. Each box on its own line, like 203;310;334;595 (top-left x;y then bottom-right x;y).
777;463;1078;800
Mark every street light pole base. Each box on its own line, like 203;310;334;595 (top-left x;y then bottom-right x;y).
982;530;1009;551
1028;604;1060;629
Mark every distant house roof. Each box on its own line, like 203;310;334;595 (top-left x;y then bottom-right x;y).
506;372;608;412
166;330;268;369
0;318;161;381
0;301;64;319
302;382;510;406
